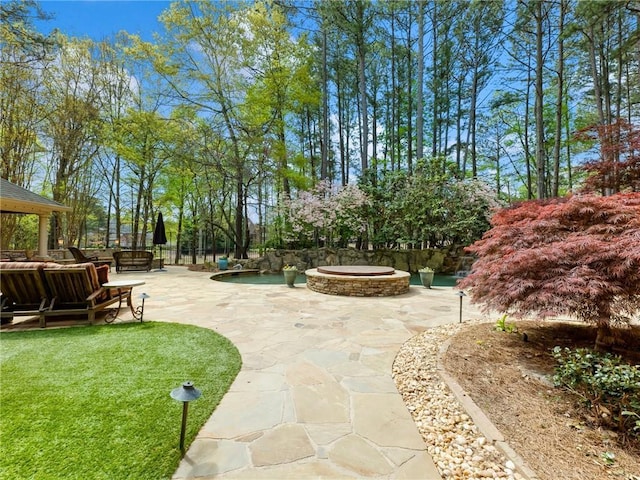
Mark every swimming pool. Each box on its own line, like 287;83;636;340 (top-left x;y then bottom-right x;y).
212;271;459;287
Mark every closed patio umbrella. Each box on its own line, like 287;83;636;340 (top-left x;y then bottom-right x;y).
153;211;167;270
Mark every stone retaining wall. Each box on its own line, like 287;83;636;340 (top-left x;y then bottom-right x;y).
305;268;410;297
241;246;470;275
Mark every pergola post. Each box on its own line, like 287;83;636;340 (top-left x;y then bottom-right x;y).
38;214;49;257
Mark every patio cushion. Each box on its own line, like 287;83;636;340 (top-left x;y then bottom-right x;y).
95;264;109;285
0;261;47;270
0;262;50;311
43;263;106;302
95;264;110;298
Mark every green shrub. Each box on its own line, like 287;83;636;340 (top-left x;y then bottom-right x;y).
494;314;518;333
553;346;640;440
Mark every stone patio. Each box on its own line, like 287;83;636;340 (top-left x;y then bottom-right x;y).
91;266;484;478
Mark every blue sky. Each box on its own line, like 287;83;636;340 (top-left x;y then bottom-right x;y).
38;1;172;40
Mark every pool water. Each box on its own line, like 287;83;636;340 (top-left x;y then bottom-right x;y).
214;272;459;287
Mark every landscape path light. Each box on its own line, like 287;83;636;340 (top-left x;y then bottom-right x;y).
135;292;150;322
170;381;202;454
456;290;467;323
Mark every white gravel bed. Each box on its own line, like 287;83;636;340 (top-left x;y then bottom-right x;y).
392;323;527;480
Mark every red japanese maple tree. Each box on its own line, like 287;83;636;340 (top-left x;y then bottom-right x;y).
576;120;640;194
457;193;640;350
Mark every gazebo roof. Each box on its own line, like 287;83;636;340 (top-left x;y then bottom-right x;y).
0;178;71;215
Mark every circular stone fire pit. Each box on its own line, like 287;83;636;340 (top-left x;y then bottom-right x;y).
306;266;410;297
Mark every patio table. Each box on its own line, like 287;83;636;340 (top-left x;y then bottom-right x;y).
102;279;146;323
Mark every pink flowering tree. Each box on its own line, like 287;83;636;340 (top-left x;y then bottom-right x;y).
282;180;370;247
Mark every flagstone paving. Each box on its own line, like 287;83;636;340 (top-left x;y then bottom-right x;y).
114;266;483;479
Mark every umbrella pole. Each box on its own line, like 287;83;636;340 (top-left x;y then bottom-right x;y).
156;245;167;271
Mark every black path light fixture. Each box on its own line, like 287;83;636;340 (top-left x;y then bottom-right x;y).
170;381;202;454
456;290;467;323
135;292;150;322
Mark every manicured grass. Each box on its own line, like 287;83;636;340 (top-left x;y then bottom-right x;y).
0;322;241;480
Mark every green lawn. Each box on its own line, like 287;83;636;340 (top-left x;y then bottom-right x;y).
0;322;242;480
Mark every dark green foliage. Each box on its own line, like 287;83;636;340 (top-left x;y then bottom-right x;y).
553;347;640;440
360;163;501;248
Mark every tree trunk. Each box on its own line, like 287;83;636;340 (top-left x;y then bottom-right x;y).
390;8;397;171
524;55;533;199
416;0;424;162
321;28;329;180
468;64;479;178
234;177;244;259
174;181;186;264
356;1;368;173
595;319;616;352
552;0;566;198
455;77;463;176
405;7;413;175
534;0;546;199
278;109;290;199
431;1;438;159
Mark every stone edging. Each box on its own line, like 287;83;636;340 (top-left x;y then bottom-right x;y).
305;268;410;296
436;336;540;480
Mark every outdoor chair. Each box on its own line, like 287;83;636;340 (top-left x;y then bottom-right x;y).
68;246;112;270
42;263;127;324
0;261;127;328
0;262;52;326
68;246;98;262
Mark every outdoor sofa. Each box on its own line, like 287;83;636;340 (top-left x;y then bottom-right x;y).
113;250;153;273
0;261;129;327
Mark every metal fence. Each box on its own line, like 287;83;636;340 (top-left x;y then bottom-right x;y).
152;246;262;265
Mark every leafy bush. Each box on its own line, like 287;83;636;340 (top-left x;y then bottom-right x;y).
358;166;501;248
494;314;518;333
553;347;640;440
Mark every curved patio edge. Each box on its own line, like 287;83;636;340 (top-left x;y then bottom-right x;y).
436;335;539;480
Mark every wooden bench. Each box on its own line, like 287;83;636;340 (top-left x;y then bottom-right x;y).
113;251;154;273
0;261;129;327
